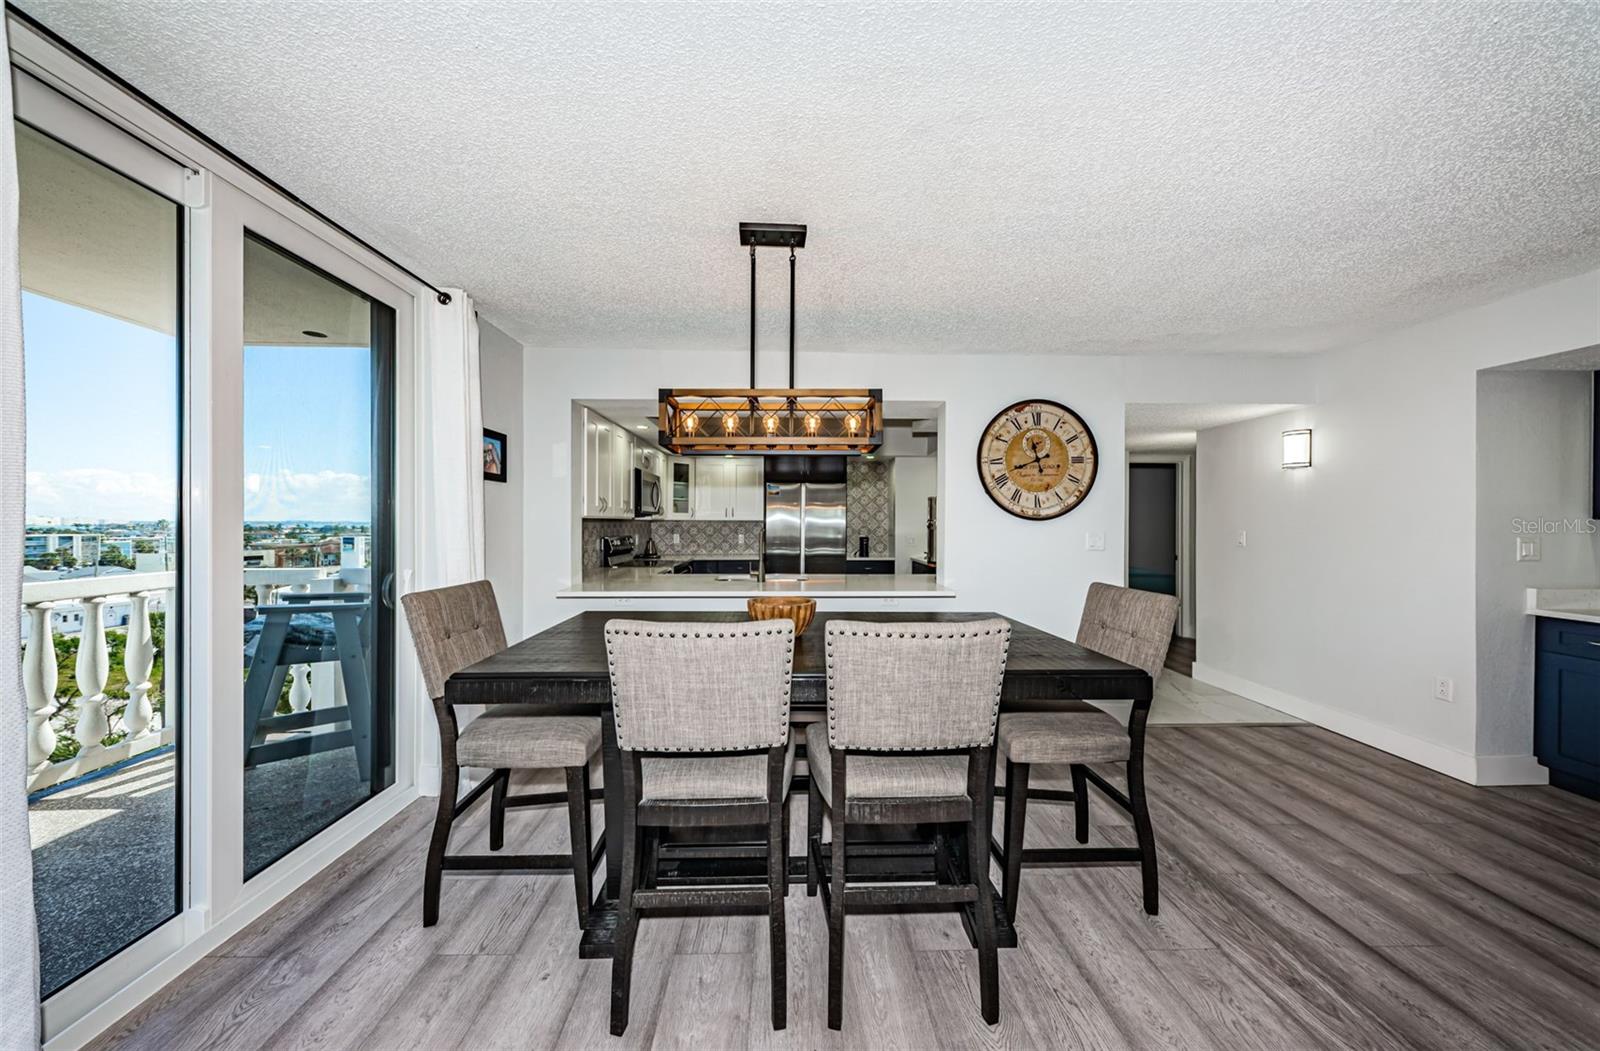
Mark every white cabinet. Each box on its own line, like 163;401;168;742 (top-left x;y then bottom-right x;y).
612;427;634;517
732;459;765;520
665;457;694;519
690;457;765;520
581;408;640;519
693;459;728;519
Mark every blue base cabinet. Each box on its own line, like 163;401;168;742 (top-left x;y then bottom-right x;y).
1535;617;1600;801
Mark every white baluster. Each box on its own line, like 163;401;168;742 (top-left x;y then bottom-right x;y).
23;603;59;768
289;664;313;712
155;587;172;732
74;596;113;752
121;591;156;740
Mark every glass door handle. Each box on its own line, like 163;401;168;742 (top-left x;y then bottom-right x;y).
381;572;395;609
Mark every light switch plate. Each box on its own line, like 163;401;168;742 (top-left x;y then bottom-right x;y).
1516;536;1541;562
1236;531;1248;548
1085;531;1106;551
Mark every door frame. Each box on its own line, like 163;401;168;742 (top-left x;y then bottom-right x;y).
1127;453;1195;639
11;14;430;1046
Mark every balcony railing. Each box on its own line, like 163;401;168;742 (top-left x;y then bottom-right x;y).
22;565;369;793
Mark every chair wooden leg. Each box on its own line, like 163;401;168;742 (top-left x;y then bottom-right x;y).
1070;763;1089;843
780;795;792;899
565;765;592;929
1128;755;1160;915
826;755;847;1031
489;768;509;851
1001;760;1029;925
423;705;460;928
806;772;822;897
970;751;1000;1025
767;753;788;1031
610;759;642;1036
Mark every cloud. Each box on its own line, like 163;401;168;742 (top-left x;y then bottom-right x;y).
243;469;370;522
26;469;177;521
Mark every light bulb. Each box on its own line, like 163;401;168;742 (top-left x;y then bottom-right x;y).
723;413;739;434
845;414;860;434
805;415;820;435
684;414;698;433
764;415;778;434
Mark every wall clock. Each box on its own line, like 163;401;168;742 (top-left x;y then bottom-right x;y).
977;399;1099;520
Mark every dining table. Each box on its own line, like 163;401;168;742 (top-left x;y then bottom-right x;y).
444;609;1152;958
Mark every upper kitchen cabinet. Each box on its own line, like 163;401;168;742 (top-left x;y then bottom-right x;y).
581;407;638;519
692;457;765;520
665;457;694;518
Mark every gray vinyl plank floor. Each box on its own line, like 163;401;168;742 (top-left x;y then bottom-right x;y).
88;725;1600;1051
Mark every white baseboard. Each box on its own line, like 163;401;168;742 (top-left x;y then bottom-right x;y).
43;784;420;1051
1472;753;1549;786
1190;662;1545;786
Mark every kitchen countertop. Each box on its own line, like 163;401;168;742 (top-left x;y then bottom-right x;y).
1526;587;1600;624
560;568;955;598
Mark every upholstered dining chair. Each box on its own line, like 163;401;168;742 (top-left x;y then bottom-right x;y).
806;618;1012;1029
992;582;1178;918
401;581;603;929
604;619;797;1036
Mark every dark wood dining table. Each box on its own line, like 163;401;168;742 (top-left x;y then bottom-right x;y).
445;610;1152;957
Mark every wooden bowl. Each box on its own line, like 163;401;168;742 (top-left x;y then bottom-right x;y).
746;596;816;636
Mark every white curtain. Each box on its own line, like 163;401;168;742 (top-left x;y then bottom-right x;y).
415;289;485;589
412;289;484;791
1;21;43;1049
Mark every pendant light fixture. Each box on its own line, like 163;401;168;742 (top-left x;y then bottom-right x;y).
658;223;883;455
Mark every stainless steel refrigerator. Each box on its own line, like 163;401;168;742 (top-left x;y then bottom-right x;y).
764;456;847;576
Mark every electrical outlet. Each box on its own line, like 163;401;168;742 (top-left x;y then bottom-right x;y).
1085;531;1106;551
1433;677;1454;703
1516;536;1541;562
673;530;681;545
1236;530;1248;548
737;531;745;547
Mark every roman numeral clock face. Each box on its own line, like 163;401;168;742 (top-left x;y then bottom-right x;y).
977;399;1099;520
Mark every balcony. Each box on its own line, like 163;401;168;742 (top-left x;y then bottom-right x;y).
23;565;370;995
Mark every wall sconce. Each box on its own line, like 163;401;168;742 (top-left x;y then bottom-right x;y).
1282;429;1312;469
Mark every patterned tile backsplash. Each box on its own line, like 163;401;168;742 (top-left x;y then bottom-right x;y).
579;518;650;571
650;519;761;557
580;517;760;571
846;459;894;559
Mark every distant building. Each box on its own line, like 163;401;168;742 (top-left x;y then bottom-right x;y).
23;533;102;565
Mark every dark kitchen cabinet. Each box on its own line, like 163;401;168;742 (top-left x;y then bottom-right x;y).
1535;617;1600;800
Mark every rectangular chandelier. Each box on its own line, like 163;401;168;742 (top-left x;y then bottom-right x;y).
658;388;883;455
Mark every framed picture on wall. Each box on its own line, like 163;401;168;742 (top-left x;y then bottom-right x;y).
483;428;508;483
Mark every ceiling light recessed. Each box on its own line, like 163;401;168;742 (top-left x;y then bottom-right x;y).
301;329;327;339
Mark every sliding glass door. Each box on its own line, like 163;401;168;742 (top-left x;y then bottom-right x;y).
240;235;396;878
15;118;182;996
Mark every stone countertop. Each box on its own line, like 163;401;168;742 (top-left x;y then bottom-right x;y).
1526;587;1600;625
560;569;954;599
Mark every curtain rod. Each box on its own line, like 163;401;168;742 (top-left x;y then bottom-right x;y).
4;2;455;305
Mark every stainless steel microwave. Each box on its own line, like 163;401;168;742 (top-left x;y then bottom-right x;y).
634;468;662;517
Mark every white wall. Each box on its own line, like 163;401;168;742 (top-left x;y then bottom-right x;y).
1195;267;1600;784
1475;370;1600;757
479;319;525;636
892;455;937;573
519;345;1313;646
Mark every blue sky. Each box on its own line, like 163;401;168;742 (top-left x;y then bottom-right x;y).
24;291;372;524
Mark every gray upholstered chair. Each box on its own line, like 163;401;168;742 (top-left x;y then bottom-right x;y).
401;581;603;929
604;619;797;1036
992;582;1178;918
805;618;1011;1030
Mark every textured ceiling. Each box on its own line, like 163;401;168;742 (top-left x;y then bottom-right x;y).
1126;403;1301;452
23;1;1600;356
